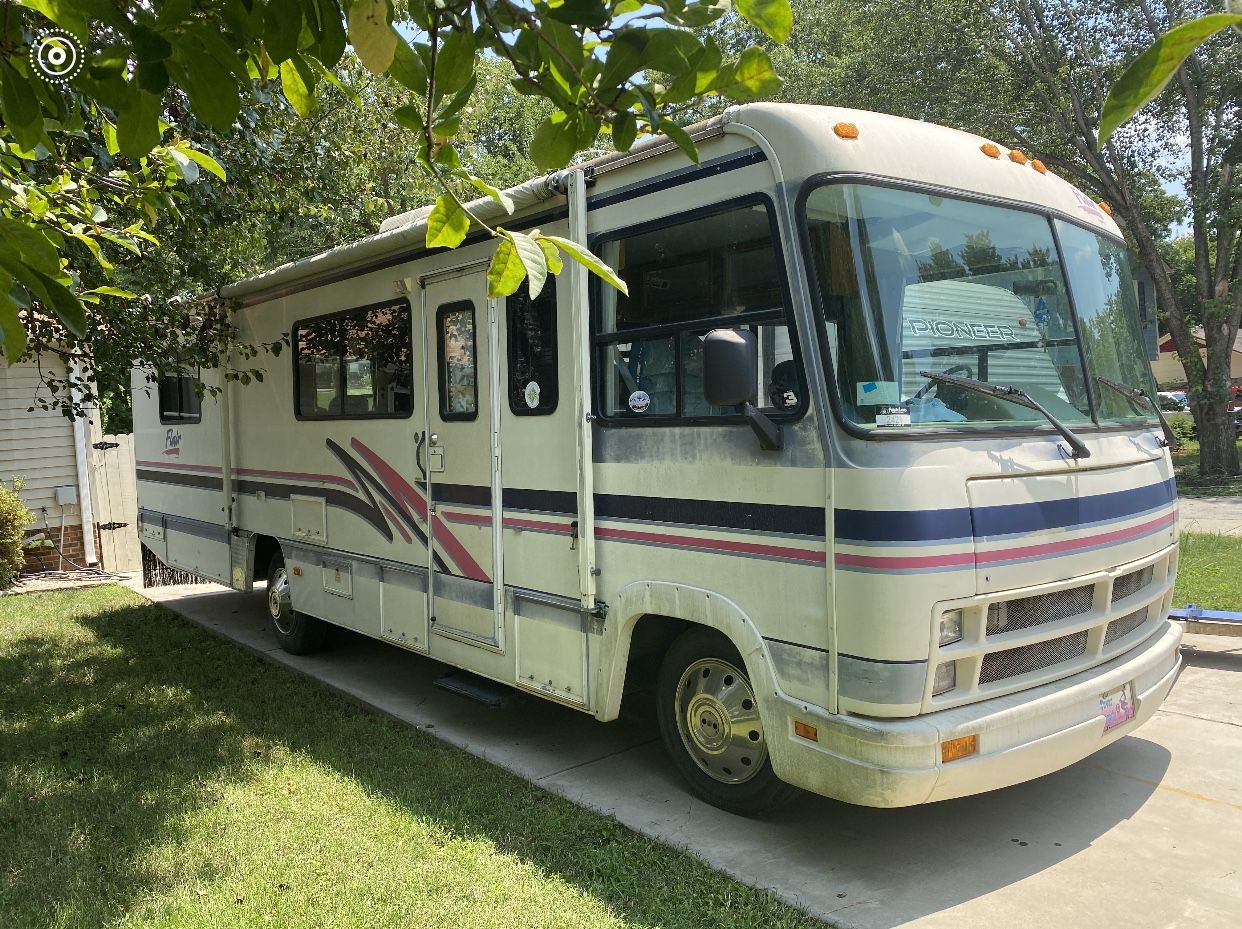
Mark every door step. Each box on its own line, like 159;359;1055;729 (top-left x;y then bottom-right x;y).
434;670;515;707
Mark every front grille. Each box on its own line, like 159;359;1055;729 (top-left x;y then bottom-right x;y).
987;585;1093;636
1104;607;1150;645
1112;566;1154;604
979;631;1089;684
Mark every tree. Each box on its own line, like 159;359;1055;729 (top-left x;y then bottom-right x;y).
1;0;795;413
750;0;1240;478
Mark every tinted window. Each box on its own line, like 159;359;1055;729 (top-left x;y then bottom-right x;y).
158;373;201;424
594;199;803;422
438;302;477;420
507;278;558;415
294;300;413;419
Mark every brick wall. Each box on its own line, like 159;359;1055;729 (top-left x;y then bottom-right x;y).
22;522;100;572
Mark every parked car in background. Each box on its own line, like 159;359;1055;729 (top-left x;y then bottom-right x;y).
1158;391;1189;412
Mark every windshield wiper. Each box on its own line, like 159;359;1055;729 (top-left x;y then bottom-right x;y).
917;370;1091;459
1095;376;1180;449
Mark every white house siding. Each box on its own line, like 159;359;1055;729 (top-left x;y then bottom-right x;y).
0;358;80;528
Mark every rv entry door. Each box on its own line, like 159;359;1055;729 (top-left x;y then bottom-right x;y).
423;269;503;648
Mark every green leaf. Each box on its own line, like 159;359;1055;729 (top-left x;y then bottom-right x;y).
280;55;316;116
736;0;793;44
434;28;476;98
662;122;699;164
389;38;428;95
508;230;548;298
311;0;347;66
0;251;88;338
177;145;227;181
70;232;114;273
115;88;164;157
536;237;563;275
166;147;200;182
612;110;637;152
393;104;425;134
541;235;628;295
0;217;60;276
426;195;469;248
84;285;137;298
1098;13;1242;146
264;0;303;63
174;41;242;130
599;30;647;89
467;176;515;214
0;61;44;152
0;276;27;363
131;24;173;63
348;0;398;74
530;112;578;170
713;46;782;102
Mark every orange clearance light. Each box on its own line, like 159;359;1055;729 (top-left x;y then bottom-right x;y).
833;122;859;140
980;142;1001;158
1031;159;1048;174
941;734;978;763
1098;200;1114;215
794;720;819;742
292;566;302;576
1008;149;1028;165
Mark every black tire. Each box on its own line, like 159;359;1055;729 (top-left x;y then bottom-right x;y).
656;627;799;816
266;551;327;655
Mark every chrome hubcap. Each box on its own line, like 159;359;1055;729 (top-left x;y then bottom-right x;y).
675;657;766;784
268;566;293;635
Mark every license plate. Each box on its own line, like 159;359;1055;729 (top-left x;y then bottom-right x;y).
1099;682;1135;733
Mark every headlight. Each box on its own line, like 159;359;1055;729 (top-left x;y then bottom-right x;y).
932;661;957;696
939;609;963;646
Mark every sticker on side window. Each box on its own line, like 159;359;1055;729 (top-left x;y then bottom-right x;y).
524;381;541;409
857;380;900;405
875;405;912;427
628;390;651;413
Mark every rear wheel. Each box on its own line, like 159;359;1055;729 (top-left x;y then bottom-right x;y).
266;552;327;655
657;627;798;816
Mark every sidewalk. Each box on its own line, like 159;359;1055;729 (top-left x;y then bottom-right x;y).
1178;496;1242;535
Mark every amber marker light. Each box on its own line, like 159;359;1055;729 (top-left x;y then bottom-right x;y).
292;566;302;576
833;121;859;139
1031;159;1048;174
794;720;819;742
941;734;978;763
1098;201;1114;215
1008;150;1028;165
980;142;1001;158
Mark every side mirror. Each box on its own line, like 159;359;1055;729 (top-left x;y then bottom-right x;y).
703;328;758;406
702;328;783;451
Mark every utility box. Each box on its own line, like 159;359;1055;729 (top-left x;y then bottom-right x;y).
54;485;78;506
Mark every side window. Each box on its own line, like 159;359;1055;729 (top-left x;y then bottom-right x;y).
593;197;804;422
438;301;477;420
294;300;413;419
507;277;558;415
158;372;201;424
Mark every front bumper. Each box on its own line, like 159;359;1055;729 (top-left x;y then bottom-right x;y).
768;620;1183;807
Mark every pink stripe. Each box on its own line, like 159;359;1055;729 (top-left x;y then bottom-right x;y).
381;502;412;543
976;510;1176;564
443;511;492;526
596;525;826;563
235;466;356;490
835;550;977;570
503;517;574;535
162;448;180;456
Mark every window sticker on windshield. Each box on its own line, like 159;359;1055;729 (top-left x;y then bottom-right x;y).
875;405;912;427
857;380;900;405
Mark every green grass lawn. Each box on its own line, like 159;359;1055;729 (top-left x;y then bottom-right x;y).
1172;436;1242;497
1173;533;1242;611
0;587;819;929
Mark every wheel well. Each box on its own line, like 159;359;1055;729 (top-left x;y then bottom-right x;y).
252;535;282;585
619;614;692;707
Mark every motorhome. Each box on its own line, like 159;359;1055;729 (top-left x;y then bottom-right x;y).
134;103;1182;814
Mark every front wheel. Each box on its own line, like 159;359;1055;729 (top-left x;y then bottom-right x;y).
656;628;798;816
266;552;327;655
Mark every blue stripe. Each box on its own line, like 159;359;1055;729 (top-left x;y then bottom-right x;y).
836;479;1176;544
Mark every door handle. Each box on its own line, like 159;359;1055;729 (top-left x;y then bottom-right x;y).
415;430;427;481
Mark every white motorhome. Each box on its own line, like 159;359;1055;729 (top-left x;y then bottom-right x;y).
134;103;1182;814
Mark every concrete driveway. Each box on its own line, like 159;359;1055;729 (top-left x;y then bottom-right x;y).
135;582;1242;929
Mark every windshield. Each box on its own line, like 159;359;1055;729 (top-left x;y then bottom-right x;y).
802;183;1157;433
